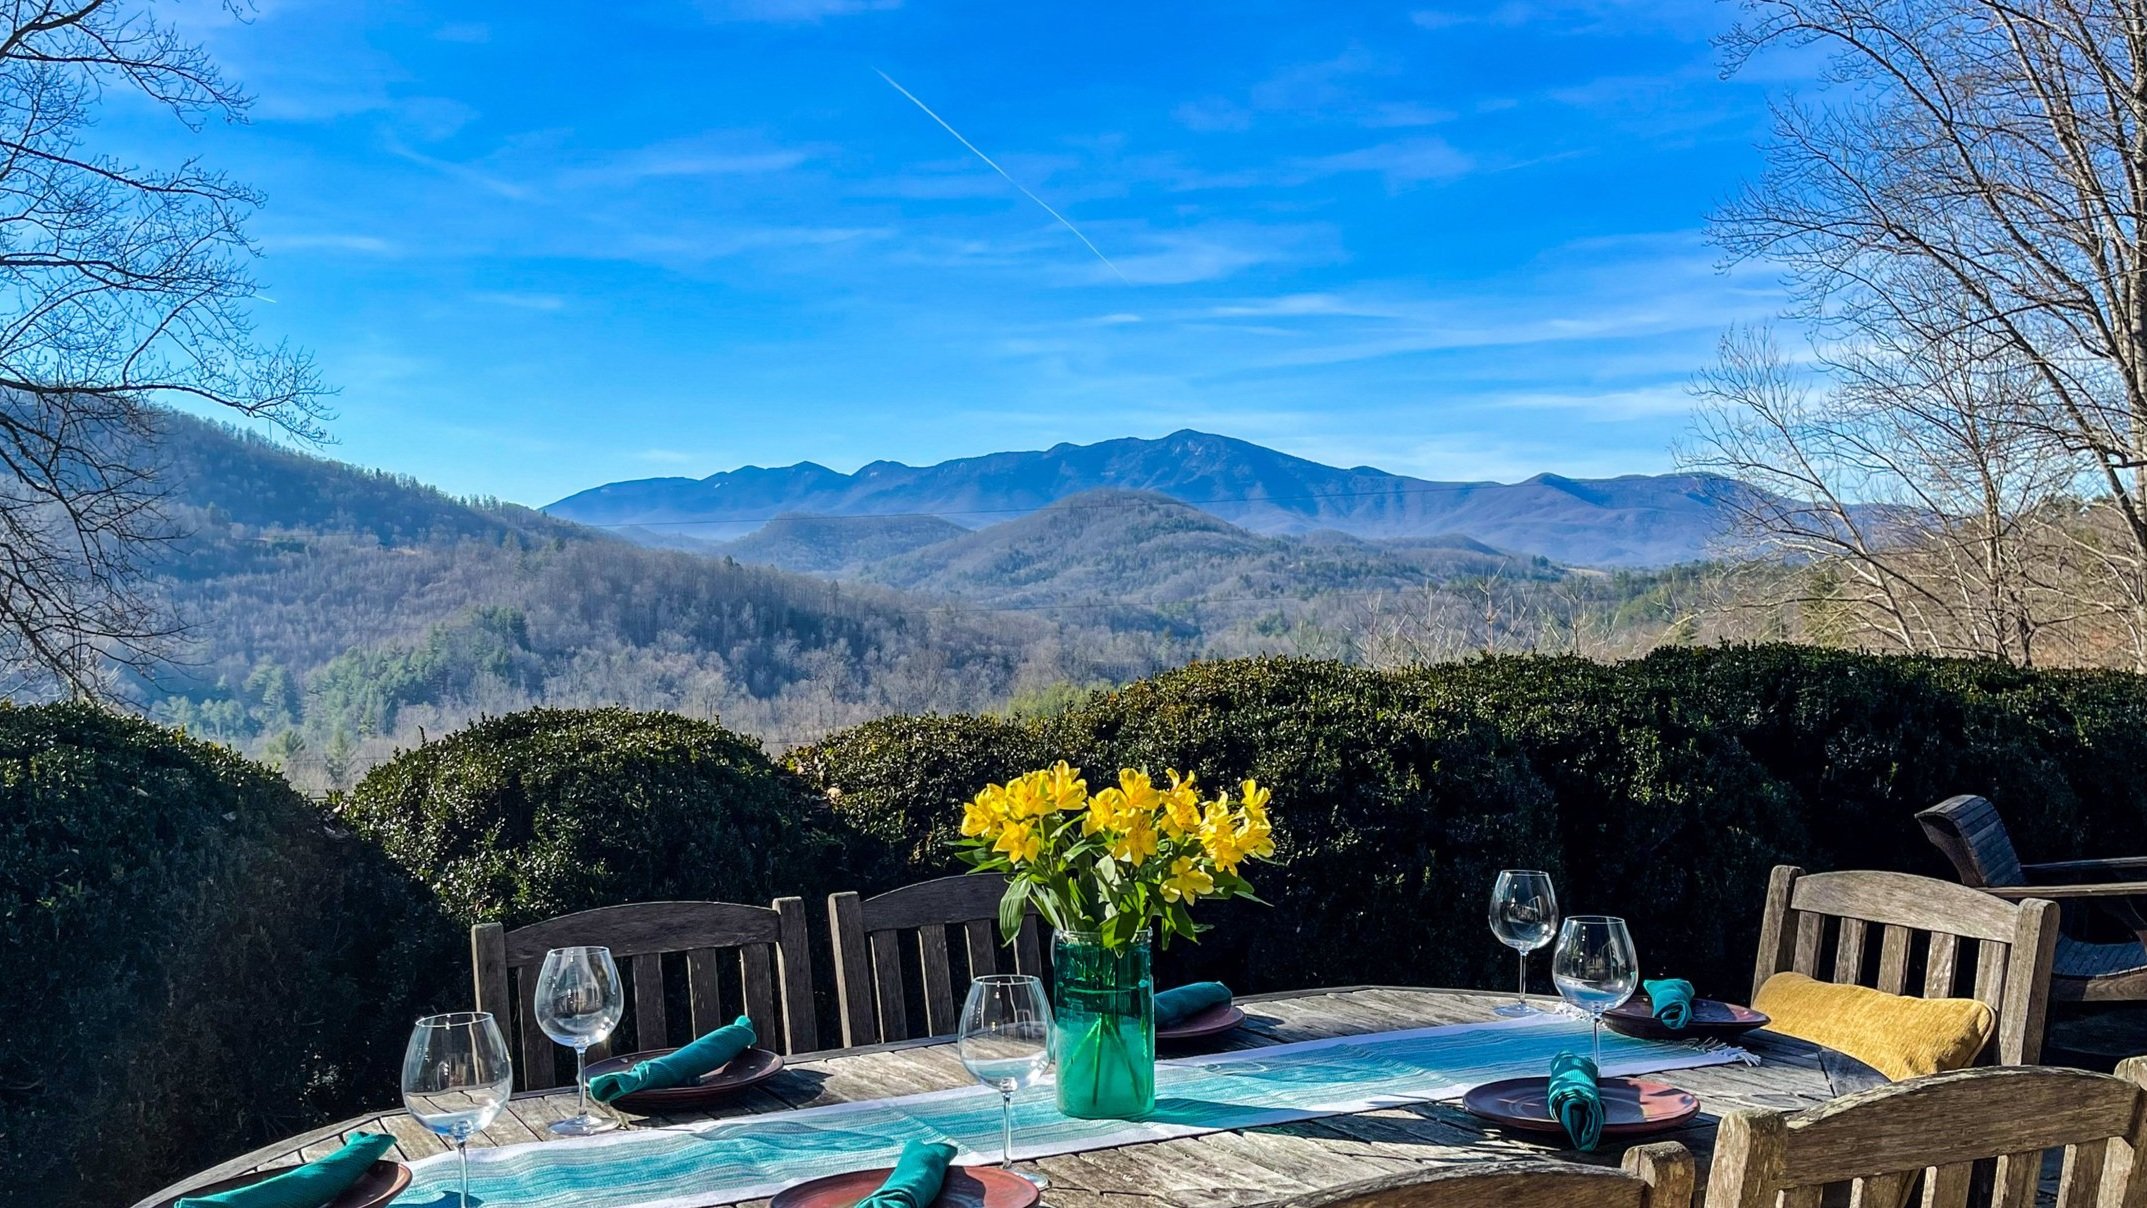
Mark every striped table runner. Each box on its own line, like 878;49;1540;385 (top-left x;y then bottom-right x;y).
398;1012;1749;1208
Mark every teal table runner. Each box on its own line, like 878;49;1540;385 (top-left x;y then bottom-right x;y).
397;1012;1748;1208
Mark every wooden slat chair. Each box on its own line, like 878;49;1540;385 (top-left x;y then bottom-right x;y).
472;898;816;1091
1918;794;2147;1003
1703;1059;2147;1208
1753;866;2059;1065
1279;1143;1694;1208
828;874;1044;1046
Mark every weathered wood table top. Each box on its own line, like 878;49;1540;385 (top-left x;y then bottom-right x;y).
137;986;1876;1208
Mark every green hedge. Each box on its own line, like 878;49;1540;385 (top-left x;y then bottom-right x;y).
0;703;453;1208
791;647;2147;999
337;707;857;930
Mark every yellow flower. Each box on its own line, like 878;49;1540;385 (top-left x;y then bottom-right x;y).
1238;778;1271;822
1084;787;1126;836
1159;769;1204;839
993;818;1041;865
1044;761;1088;813
1110;814;1159;864
960;785;1007;838
1161;855;1214;904
1117;768;1162;815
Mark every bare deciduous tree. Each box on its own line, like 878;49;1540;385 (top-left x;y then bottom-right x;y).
1687;326;2089;663
1693;0;2147;666
0;1;324;697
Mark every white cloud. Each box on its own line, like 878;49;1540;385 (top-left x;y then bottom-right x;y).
471;292;567;311
260;232;399;255
695;0;899;21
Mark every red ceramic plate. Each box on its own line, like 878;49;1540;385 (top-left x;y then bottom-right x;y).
1463;1076;1700;1140
1603;995;1770;1042
585;1046;784;1111
1157;1003;1246;1043
151;1160;410;1208
769;1164;1042;1208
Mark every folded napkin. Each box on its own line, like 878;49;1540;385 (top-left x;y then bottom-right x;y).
1644;978;1695;1030
176;1133;393;1208
1547;1051;1604;1152
857;1140;959;1208
1155;981;1232;1028
589;1014;755;1102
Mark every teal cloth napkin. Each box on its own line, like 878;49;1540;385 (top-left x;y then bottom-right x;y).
1547;1051;1604;1152
176;1132;393;1208
856;1139;959;1208
1645;978;1695;1030
589;1014;755;1102
1155;981;1232;1028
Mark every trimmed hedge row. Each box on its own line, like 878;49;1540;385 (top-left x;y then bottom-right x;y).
790;647;2147;998
335;706;857;929
0;703;455;1208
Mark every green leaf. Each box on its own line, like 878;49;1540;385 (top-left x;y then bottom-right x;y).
998;876;1033;944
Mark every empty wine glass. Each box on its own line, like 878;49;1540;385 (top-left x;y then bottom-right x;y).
533;945;626;1135
1488;869;1559;1017
1552;915;1639;1064
402;1011;513;1208
958;974;1054;1190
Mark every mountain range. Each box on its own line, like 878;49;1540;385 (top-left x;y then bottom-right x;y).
77;414;1729;791
546;430;1743;567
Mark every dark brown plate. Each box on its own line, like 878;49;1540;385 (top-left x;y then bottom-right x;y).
1463;1076;1700;1140
1603;995;1770;1041
769;1163;1041;1208
586;1045;784;1110
1157;1002;1245;1042
152;1160;409;1208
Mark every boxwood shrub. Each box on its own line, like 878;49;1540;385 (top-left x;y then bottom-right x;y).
0;702;453;1208
336;706;861;929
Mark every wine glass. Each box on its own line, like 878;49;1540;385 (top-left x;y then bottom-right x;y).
1552;915;1639;1064
402;1011;513;1208
958;974;1054;1190
533;945;626;1135
1488;869;1559;1017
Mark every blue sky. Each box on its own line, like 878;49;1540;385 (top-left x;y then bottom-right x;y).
138;0;1804;506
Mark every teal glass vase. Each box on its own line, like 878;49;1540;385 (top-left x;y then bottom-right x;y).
1052;929;1156;1119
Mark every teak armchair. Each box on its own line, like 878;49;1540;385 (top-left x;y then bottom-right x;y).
1919;794;2147;1003
472;898;816;1091
1704;1060;2147;1208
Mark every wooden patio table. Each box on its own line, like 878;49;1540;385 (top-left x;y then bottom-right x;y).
134;985;1877;1208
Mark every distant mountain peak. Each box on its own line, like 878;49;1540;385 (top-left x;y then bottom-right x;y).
546;432;1737;567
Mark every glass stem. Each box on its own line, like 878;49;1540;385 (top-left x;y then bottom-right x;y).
999;1089;1014;1169
1515;949;1528;1008
575;1044;589;1120
1591;1017;1602;1066
457;1138;471;1208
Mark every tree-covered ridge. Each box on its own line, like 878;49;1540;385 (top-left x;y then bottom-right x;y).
110;412;1735;788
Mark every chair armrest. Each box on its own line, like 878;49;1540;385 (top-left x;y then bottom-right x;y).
1983;882;2147;900
2024;857;2147;876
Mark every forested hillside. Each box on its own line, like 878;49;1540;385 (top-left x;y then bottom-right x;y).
115;413;1734;788
130;414;1155;786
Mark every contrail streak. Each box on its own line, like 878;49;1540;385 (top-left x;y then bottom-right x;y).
875;68;1129;284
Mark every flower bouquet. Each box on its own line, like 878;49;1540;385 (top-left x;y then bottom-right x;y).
956;762;1273;1118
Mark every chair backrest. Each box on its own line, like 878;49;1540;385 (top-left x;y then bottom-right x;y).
1285;1143;1693;1208
828;874;1044;1046
472;898;816;1090
1918;794;2027;888
1702;1060;2147;1208
1751;866;2058;1065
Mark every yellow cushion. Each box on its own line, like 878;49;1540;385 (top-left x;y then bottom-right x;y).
1752;971;1995;1081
